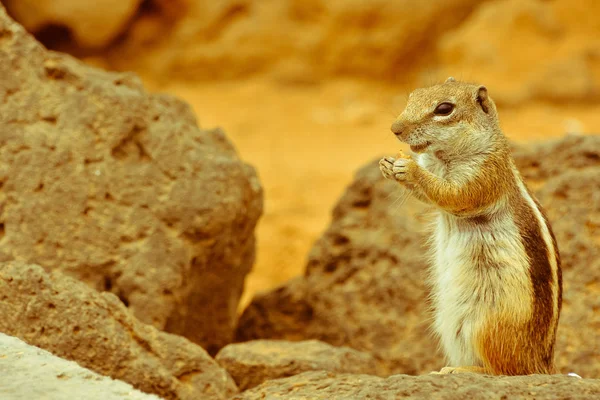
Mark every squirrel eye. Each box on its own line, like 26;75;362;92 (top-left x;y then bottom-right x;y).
433;102;454;116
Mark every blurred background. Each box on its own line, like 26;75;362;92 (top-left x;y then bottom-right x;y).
4;0;598;307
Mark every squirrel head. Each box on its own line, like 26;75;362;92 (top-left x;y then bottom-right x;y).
391;77;501;156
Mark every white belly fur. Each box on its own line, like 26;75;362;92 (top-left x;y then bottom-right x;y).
430;210;533;366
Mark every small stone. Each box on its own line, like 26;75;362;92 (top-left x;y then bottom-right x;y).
216;340;377;390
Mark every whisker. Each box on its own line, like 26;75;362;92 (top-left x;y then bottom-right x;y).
387;192;405;208
390;189;411;212
384;188;398;201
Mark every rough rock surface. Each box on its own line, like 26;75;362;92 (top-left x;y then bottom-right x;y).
216;339;377;390
238;134;600;377
0;333;162;400
0;5;262;353
233;370;600;400
3;0;144;47
0;261;238;400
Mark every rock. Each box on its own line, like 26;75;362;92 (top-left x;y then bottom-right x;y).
7;0;483;82
0;5;262;354
0;261;238;400
7;0;600;104
0;333;162;400
237;134;600;376
437;0;600;105
215;339;377;390
3;0;144;48
233;370;600;400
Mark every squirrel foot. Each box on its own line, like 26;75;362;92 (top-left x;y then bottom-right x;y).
431;366;487;375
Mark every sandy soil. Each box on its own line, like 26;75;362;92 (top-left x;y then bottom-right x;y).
153;78;600;308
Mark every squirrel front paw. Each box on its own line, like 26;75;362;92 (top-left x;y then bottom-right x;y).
379;156;396;180
392;156;418;183
380;153;419;184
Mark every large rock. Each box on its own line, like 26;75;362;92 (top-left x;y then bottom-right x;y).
437;0;600;105
6;0;600;104
0;5;262;354
0;333;162;400
0;261;238;400
237;134;600;377
3;0;144;47
8;0;483;82
233;371;600;400
216;339;377;390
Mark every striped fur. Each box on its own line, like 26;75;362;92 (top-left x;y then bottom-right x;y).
380;79;562;375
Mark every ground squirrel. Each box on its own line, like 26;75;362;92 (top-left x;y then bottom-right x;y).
379;77;562;375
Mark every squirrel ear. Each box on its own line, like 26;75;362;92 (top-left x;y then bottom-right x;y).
476;86;490;114
445;76;456;83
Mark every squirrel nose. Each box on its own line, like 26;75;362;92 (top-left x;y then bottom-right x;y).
391;120;404;136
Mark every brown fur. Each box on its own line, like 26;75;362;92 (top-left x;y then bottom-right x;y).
411;148;512;215
473;170;561;375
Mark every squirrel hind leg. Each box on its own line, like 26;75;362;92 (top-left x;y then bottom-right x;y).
431;366;487;375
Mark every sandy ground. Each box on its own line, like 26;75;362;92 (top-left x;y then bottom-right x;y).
153;78;600;308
